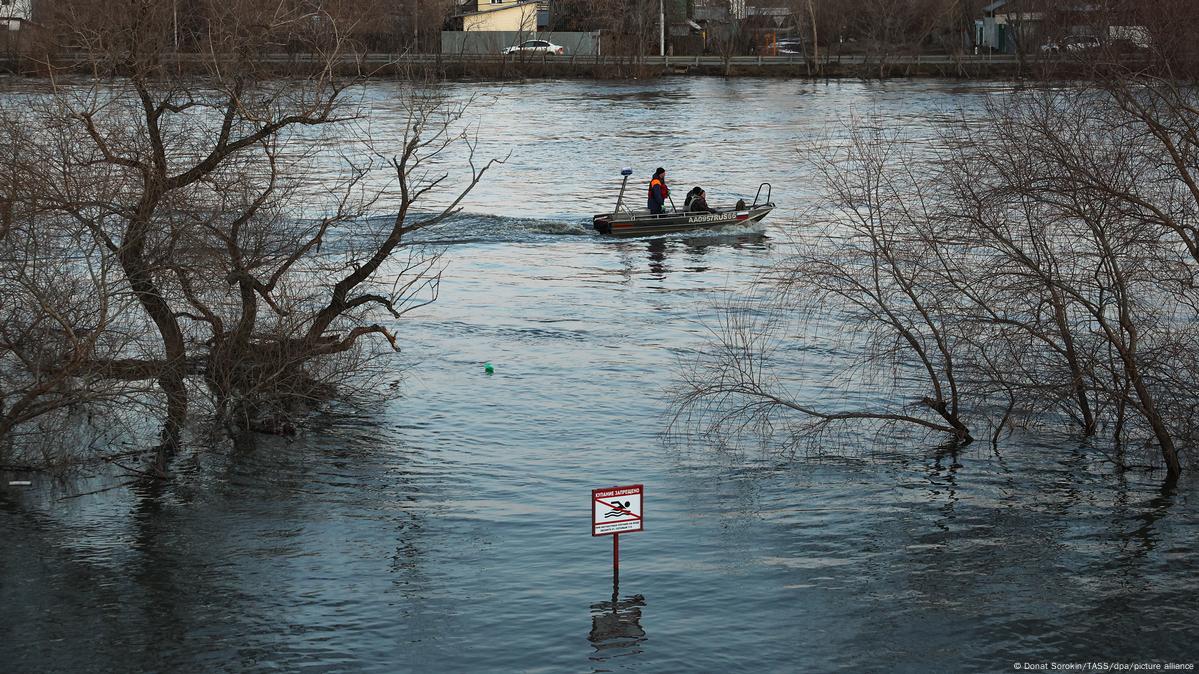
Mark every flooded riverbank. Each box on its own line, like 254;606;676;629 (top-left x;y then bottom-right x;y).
2;78;1196;672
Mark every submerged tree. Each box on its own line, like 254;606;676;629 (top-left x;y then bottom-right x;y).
0;0;499;471
674;77;1199;482
673;124;974;455
946;85;1199;480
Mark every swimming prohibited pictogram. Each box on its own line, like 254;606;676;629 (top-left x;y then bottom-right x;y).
592;485;643;536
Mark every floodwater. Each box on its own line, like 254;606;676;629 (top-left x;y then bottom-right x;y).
2;78;1197;672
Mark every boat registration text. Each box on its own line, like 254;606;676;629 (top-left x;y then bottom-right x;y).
687;213;735;224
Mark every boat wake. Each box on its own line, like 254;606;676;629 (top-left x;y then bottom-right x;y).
405;212;593;244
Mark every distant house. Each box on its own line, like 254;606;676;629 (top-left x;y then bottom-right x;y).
746;6;799;44
975;0;1148;53
690;0;795;54
975;0;1042;53
450;0;541;33
1;0;33;31
442;0;603;57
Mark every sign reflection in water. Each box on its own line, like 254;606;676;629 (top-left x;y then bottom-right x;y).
589;593;648;662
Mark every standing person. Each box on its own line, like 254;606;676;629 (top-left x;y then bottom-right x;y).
647;167;669;214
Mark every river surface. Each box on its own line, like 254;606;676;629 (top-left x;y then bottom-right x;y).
1;78;1197;672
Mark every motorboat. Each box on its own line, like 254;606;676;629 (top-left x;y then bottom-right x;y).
592;169;775;237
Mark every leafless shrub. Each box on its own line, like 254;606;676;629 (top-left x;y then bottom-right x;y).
674;83;1199;481
0;2;501;472
673;124;975;457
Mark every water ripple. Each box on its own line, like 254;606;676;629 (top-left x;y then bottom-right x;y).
2;78;1197;673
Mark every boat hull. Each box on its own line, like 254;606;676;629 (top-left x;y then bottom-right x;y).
593;204;774;237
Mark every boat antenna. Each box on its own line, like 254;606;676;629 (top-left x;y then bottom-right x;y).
615;168;634;214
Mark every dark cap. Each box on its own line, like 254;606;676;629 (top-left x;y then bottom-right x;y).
655;167;666;176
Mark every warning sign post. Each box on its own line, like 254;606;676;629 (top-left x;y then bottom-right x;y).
592;484;643;584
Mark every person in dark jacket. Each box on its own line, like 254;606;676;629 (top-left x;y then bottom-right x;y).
686;187;717;214
647;167;669;214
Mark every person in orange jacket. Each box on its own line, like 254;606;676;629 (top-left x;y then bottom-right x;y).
647;167;669;214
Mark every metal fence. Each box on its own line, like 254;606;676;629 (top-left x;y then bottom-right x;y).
379;52;1043;67
11;51;1123;76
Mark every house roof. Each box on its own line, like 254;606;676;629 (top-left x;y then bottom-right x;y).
454;0;539;19
986;0;1105;13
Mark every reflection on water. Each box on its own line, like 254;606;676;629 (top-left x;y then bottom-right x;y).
2;78;1197;673
647;239;669;277
589;592;648;664
613;231;770;281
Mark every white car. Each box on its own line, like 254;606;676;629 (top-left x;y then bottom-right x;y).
776;39;805;55
502;40;566;56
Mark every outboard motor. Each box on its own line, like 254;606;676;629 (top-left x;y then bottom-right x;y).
593;214;612;234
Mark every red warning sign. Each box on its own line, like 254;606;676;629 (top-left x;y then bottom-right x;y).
592;484;643;536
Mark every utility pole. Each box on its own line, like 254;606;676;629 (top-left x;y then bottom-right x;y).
659;0;665;56
807;0;818;71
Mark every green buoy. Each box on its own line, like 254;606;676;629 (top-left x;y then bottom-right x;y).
484;362;494;375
